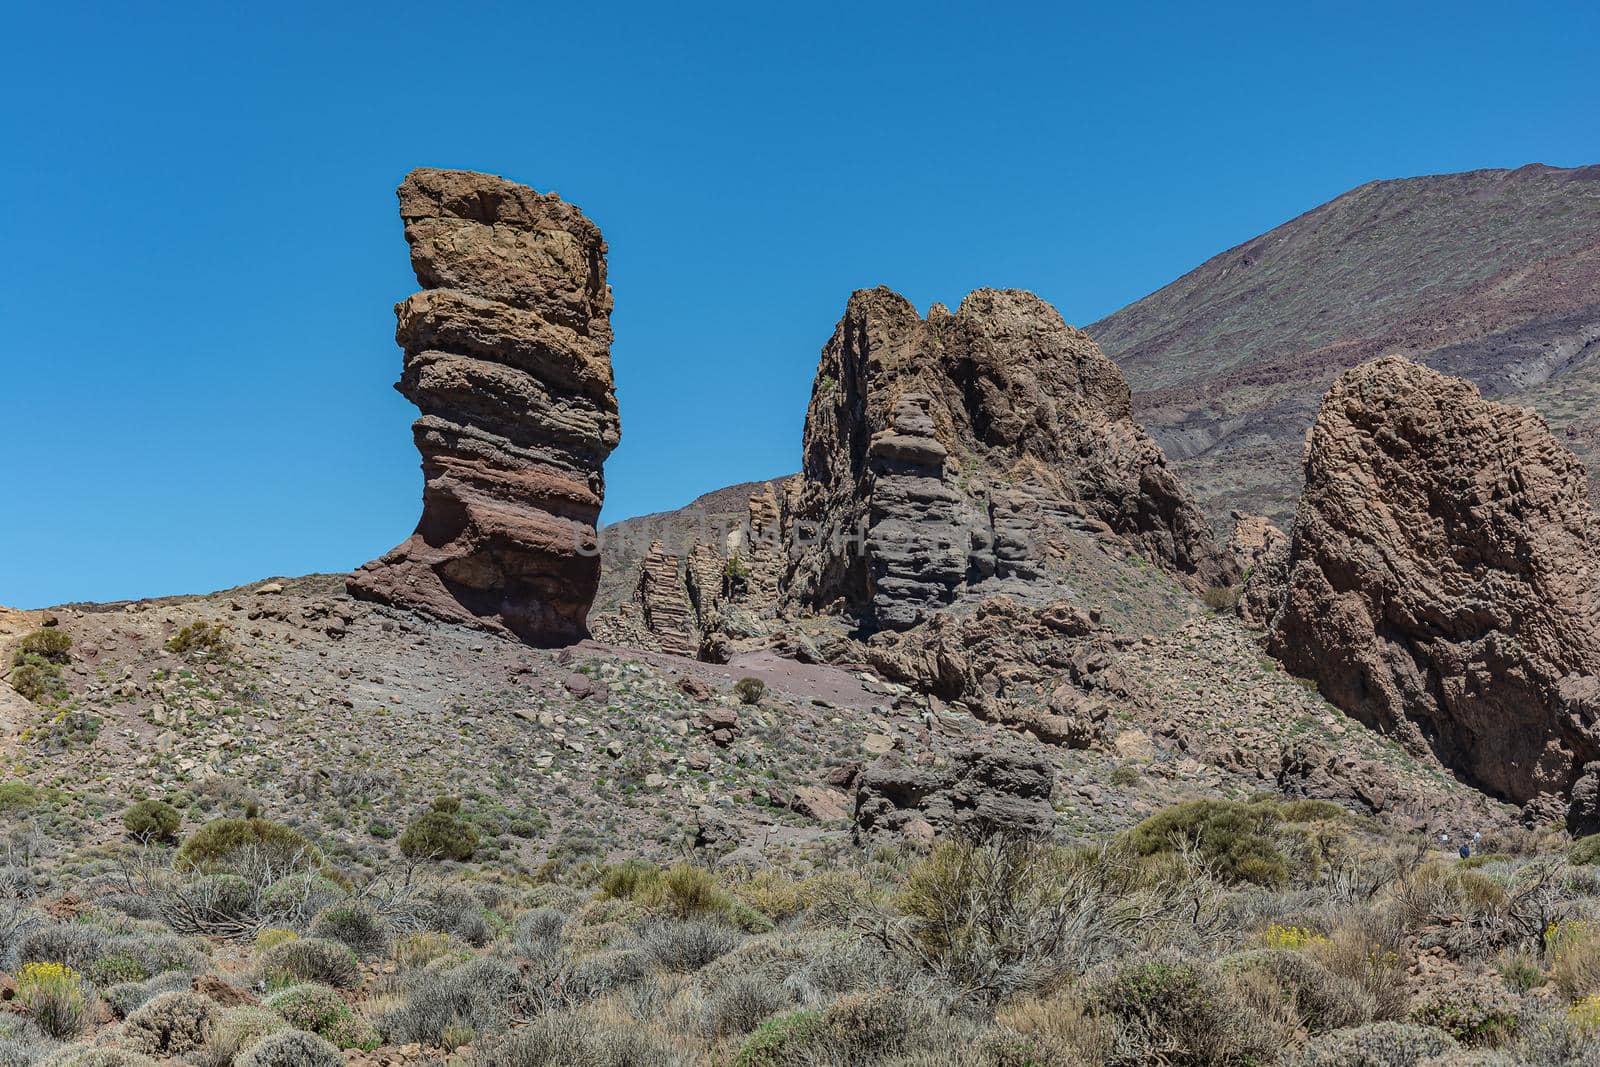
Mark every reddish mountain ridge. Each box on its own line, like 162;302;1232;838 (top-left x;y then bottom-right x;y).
1090;162;1600;527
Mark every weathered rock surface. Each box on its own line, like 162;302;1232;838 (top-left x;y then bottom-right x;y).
1229;513;1290;629
635;541;697;658
1265;357;1600;819
349;169;619;644
854;742;1055;840
785;287;1234;632
590;484;792;661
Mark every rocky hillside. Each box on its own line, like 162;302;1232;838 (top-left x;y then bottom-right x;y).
1090;163;1600;526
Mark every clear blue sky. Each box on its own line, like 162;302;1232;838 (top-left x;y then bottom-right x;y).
3;1;1596;607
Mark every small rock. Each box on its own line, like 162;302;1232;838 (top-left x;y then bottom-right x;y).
861;733;895;756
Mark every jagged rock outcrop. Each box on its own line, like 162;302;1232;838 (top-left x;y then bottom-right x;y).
785;287;1234;632
854;742;1056;841
636;541;697;658
349;168;620;644
1266;357;1600;821
591;484;792;660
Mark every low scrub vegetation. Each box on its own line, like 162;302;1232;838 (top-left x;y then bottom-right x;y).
0;795;1596;1065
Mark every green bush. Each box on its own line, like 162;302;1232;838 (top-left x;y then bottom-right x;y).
1125;799;1289;886
123;799;182;843
1276;800;1348;823
308;900;390;960
734;677;767;705
174;817;322;874
397;808;478;862
235;1029;343;1067
0;781;40;814
166;620;230;657
257;937;361;990
9;654;67;704
599;859;660;900
1201;585;1239;613
89;951;147;986
264;983;380;1050
732;991;923;1066
15;628;72;663
1572;834;1600;866
734;1010;825;1067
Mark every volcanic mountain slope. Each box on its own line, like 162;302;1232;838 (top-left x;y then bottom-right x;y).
1090;162;1600;527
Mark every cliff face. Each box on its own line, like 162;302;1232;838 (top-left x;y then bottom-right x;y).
1266;357;1600;821
1091;163;1600;528
785;287;1234;631
349;169;620;644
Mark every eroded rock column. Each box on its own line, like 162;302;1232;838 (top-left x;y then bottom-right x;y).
349;168;620;645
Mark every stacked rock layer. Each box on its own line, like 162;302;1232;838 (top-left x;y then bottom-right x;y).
350;168;620;645
784;286;1234;631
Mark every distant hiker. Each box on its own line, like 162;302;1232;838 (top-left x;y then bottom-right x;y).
1440;832;1450;850
1459;843;1471;859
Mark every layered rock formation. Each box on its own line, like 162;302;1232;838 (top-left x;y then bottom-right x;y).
349;169;620;644
786;287;1234;631
635;542;698;658
1265;357;1600;820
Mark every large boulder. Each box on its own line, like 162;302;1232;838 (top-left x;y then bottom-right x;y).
854;742;1056;840
349;169;620;644
1266;357;1600;819
784;287;1233;631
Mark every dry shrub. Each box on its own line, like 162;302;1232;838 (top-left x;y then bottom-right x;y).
1297;1021;1458;1066
378;954;522;1046
1081;951;1291;1067
996;988;1111;1065
1407;978;1520;1047
473;1005;688;1067
235;1029;343;1067
122;990;218;1056
1550;925;1600;1001
878;837;1222;1003
699;971;793;1038
1307;906;1409;1022
639;918;742;973
1220;948;1375;1033
193;1005;288;1067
